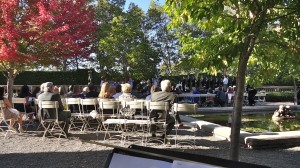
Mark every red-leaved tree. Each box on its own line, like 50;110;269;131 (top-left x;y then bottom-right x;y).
0;0;96;99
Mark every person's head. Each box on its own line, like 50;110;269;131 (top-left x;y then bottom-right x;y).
109;86;116;95
82;86;89;93
68;85;74;92
58;85;67;96
160;80;172;92
99;82;110;98
53;85;59;94
44;82;54;92
88;83;95;91
121;83;132;93
115;84;122;93
73;85;81;94
40;83;46;93
150;85;160;94
19;85;30;97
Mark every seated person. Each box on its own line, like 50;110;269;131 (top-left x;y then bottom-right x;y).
0;87;24;133
205;89;215;107
150;80;176;140
38;82;71;136
214;86;226;107
191;87;200;104
14;85;36;119
85;83;99;98
112;84;122;99
118;83;137;100
145;85;160;101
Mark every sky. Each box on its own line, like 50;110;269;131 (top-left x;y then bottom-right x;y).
124;0;165;11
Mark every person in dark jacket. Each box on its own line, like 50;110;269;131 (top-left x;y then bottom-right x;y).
150;80;176;140
38;82;71;136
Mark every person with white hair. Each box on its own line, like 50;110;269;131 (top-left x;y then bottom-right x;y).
150;79;177;141
118;83;137;100
38;82;71;137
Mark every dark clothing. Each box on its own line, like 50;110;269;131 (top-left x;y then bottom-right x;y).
85;91;99;98
297;90;300;105
38;92;71;134
182;78;186;92
215;90;226;107
248;89;257;106
14;96;35;114
150;91;176;136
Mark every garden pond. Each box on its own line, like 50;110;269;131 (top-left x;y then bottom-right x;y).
190;112;300;133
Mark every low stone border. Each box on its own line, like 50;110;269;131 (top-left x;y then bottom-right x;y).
180;114;300;149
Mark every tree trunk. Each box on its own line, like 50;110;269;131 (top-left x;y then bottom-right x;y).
6;68;16;102
229;1;272;160
230;53;249;161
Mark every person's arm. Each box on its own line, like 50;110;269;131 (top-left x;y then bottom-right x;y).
51;94;64;112
3;98;13;108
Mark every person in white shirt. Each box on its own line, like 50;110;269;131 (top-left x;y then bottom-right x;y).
223;75;228;91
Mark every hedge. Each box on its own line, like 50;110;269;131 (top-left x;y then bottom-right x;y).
0;69;101;85
265;91;294;102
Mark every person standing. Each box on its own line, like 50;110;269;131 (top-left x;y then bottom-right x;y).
223;75;229;91
181;76;186;92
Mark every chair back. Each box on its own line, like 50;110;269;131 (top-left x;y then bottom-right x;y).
149;102;169;120
39;101;59;122
12;97;27;113
98;100;120;118
80;98;98;113
173;103;197;115
65;98;82;113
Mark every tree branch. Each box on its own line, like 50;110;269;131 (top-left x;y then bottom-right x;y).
264;10;297;22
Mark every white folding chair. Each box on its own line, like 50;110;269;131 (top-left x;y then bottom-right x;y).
123;100;150;145
65;98;83;131
0;100;17;138
99;100;127;143
12;97;36;131
80;98;99;131
39;101;67;140
147;101;169;144
173;103;198;147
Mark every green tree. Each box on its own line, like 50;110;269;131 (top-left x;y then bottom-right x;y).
95;1;160;81
145;1;182;76
165;0;299;160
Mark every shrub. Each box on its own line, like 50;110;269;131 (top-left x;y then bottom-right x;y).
265;91;294;102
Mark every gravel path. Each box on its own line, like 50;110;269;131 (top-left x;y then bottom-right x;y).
1;129;300;168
